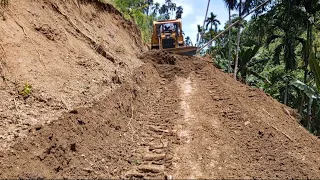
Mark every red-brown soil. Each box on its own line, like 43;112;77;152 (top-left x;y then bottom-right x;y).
1;0;320;179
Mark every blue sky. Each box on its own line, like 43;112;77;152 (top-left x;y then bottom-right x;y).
154;0;239;45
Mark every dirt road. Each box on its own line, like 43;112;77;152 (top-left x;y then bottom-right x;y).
2;51;320;179
124;51;320;179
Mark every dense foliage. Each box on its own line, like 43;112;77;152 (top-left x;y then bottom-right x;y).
200;0;320;135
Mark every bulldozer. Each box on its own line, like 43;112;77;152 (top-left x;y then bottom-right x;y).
151;19;197;56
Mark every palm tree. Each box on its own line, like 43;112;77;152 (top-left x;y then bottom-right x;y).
233;0;267;79
205;12;221;32
294;0;320;83
234;1;242;79
197;24;204;46
168;2;176;19
223;0;238;74
151;2;160;16
185;36;193;46
266;22;305;105
165;0;172;5
176;6;183;19
145;0;154;16
288;0;320;127
159;4;168;15
159;4;170;20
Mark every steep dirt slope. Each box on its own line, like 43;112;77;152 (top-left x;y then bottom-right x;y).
0;0;145;150
1;50;320;179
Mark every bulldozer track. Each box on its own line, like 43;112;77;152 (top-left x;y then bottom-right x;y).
124;79;179;179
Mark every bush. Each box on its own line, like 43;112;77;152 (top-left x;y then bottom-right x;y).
19;82;32;97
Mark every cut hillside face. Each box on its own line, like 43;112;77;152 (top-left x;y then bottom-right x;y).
0;0;145;150
1;50;320;179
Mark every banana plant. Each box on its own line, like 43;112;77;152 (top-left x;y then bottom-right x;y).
309;51;320;91
290;79;320;132
236;45;270;84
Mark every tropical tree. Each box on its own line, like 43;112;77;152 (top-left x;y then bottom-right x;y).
159;4;170;20
236;45;262;81
233;1;243;79
168;2;177;18
151;2;160;16
233;0;271;79
205;12;221;32
176;6;183;19
144;0;154;16
223;0;238;73
197;24;204;46
185;36;193;46
159;4;169;15
294;0;320;84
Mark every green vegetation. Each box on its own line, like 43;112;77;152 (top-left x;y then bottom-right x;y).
110;0;185;43
198;0;320;135
19;82;32;97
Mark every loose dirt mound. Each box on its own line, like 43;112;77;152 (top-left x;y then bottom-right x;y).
0;0;145;150
1;50;320;179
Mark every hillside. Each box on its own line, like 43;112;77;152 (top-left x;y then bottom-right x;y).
1;0;320;179
0;0;145;150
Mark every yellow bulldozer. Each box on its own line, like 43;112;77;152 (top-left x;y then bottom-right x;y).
151;19;197;56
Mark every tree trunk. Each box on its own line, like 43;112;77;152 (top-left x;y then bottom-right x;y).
306;21;313;131
197;33;199;46
301;20;313;121
307;97;313;131
284;80;288;105
234;25;241;79
227;7;232;74
304;21;312;83
233;3;241;80
299;92;304;115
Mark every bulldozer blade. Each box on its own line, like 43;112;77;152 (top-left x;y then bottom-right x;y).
163;46;198;56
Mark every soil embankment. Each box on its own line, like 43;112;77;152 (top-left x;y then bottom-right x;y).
0;0;145;150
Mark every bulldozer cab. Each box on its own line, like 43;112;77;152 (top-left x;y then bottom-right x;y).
151;19;197;56
152;19;183;49
161;23;178;33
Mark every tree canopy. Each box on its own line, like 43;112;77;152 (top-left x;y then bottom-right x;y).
200;0;320;135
